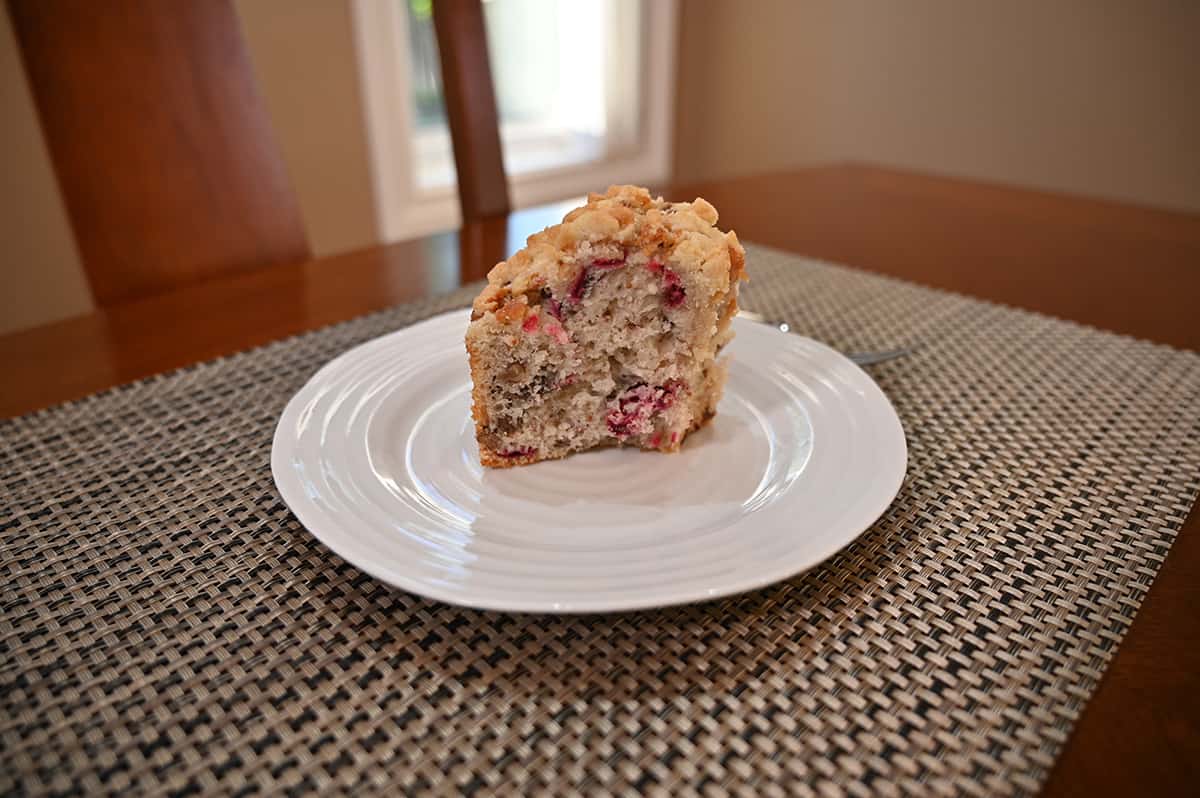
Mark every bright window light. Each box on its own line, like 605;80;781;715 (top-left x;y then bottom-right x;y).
405;0;631;189
352;0;675;240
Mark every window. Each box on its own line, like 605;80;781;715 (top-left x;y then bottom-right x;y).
353;0;677;241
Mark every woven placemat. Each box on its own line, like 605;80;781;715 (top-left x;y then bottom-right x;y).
3;245;1199;796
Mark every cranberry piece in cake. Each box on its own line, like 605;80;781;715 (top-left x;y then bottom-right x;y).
465;185;747;468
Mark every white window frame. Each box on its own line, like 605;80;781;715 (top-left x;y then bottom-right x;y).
352;0;678;242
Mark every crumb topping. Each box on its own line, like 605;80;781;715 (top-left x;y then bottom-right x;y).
471;185;746;321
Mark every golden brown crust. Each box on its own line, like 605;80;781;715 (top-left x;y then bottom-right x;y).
477;447;561;469
465;340;489;432
469;185;746;322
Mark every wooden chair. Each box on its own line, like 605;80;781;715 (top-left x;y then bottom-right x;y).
432;0;511;224
9;0;310;305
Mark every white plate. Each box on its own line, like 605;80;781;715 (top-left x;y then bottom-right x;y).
272;310;907;613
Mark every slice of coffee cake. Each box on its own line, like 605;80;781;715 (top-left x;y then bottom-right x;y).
465;185;746;468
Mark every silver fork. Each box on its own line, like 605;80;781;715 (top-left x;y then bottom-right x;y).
737;310;915;367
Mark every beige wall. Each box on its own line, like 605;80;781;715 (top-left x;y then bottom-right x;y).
0;6;93;335
675;0;1200;212
235;0;378;257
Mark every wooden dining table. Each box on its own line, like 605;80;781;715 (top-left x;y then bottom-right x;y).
3;164;1197;795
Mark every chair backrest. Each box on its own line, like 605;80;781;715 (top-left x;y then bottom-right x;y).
432;0;511;223
9;0;310;305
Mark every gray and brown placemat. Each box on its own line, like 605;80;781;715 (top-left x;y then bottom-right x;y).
3;245;1199;796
